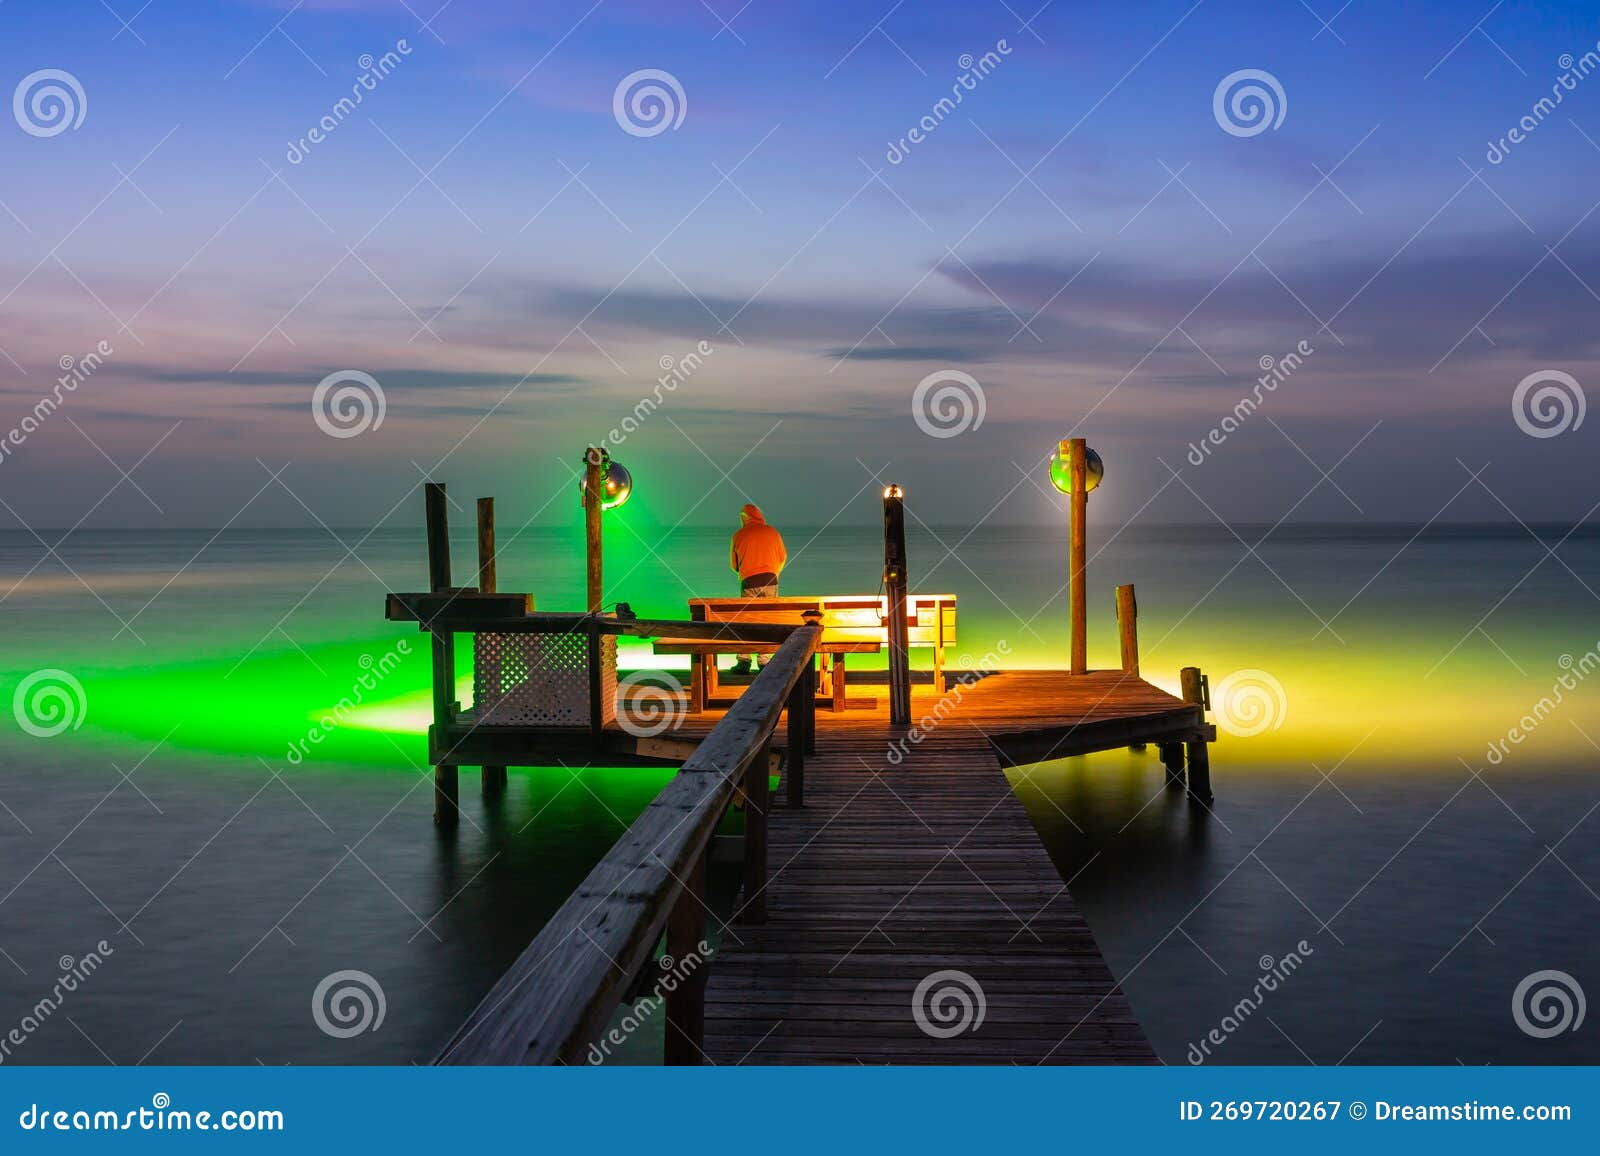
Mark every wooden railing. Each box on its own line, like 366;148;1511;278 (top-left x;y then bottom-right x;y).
433;622;821;1066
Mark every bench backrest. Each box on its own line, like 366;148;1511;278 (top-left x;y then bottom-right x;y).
688;594;956;646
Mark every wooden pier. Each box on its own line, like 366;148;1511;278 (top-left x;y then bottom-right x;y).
393;472;1213;1066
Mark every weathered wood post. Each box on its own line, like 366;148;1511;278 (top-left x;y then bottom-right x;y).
883;483;911;725
785;672;808;807
663;855;707;1065
425;482;459;826
1116;583;1139;675
477;496;507;796
1068;438;1088;674
740;739;770;923
1180;666;1214;805
583;447;604;613
801;609;821;755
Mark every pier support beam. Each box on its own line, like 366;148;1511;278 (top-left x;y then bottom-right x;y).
739;740;771;924
1116;583;1138;675
883;484;911;726
1180;666;1214;805
425;482;460;827
584;447;603;613
663;856;707;1066
477;496;507;796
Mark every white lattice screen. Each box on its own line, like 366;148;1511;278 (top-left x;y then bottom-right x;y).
472;632;617;727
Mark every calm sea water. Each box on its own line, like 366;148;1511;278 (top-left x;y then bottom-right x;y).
1;523;1597;1064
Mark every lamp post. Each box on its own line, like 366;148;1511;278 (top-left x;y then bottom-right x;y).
1049;439;1103;674
883;484;910;725
581;447;633;613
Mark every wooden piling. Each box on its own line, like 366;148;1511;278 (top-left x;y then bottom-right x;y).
883;484;911;726
740;740;771;924
584;448;603;614
663;855;707;1066
1180;666;1214;805
424;483;459;826
478;496;506;795
1068;438;1087;675
1116;583;1138;675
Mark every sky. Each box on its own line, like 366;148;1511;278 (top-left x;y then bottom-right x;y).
1;0;1598;529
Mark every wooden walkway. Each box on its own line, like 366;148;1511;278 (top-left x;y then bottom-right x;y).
700;674;1166;1064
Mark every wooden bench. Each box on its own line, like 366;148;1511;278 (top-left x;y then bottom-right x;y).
653;594;956;713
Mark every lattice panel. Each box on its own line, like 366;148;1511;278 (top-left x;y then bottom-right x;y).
473;632;617;727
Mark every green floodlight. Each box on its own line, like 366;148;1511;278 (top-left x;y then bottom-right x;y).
1049;444;1104;494
578;452;633;510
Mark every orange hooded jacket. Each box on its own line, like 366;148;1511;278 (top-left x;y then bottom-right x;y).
730;504;787;586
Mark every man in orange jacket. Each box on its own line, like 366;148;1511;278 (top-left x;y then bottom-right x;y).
729;502;787;673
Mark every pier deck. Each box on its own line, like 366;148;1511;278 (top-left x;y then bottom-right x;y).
690;674;1165;1064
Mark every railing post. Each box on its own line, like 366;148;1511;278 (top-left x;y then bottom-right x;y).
587;618;604;749
584;447;604;613
740;739;771;923
786;674;806;808
1180;666;1214;805
1116;583;1139;675
663;854;707;1066
425;482;459;826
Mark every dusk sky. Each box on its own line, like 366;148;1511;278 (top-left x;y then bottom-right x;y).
2;0;1598;528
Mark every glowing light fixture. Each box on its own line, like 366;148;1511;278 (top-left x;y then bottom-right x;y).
883;484;904;500
1049;444;1104;494
578;451;634;510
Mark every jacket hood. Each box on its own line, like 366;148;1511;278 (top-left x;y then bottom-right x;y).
740;503;765;525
